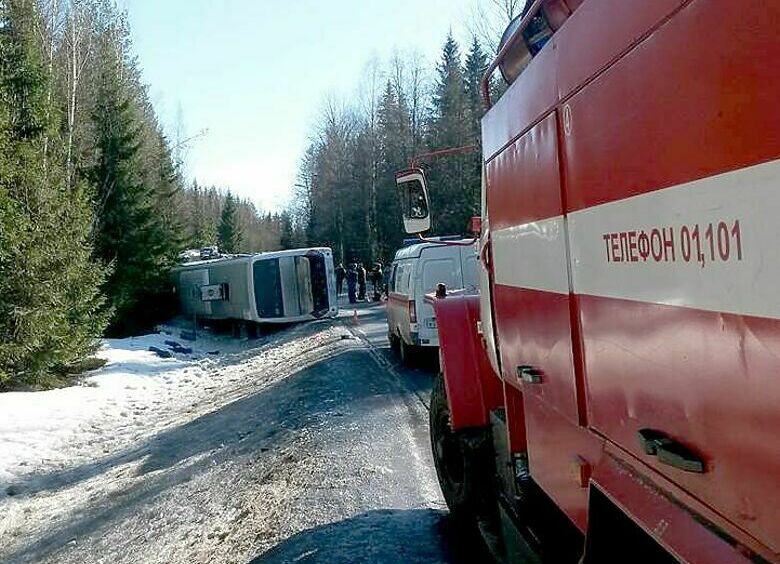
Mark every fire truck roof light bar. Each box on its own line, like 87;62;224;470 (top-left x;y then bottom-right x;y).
481;0;546;110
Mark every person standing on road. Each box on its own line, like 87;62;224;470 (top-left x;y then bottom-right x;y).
347;264;358;304
357;263;367;301
335;263;346;295
370;263;383;301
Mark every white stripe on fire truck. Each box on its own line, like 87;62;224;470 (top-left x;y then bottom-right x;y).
494;157;780;320
492;216;571;295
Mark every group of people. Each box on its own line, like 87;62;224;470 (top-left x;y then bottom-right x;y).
335;262;385;304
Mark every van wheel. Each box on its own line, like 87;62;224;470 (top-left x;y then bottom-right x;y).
399;339;416;366
388;331;400;351
430;374;494;522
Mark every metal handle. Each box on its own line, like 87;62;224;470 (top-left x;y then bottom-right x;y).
517;365;543;384
637;429;705;474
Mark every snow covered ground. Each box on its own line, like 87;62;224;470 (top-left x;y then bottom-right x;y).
0;322;297;489
0;308;466;564
0;320;367;559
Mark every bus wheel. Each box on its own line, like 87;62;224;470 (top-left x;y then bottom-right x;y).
430;374;493;522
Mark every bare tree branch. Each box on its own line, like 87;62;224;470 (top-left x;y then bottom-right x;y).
466;0;527;55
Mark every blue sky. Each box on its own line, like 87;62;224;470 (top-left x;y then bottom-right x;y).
123;0;486;212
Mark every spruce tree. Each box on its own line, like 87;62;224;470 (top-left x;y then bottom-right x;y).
187;181;216;247
90;42;170;335
464;36;488;138
148;130;184;259
463;36;488;215
279;211;295;249
0;0;108;389
377;80;410;259
429;33;473;235
432;34;469;143
218;192;241;254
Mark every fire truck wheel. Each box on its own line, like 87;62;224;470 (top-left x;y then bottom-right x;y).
430;374;493;522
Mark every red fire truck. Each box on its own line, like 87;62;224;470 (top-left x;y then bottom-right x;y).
395;1;780;562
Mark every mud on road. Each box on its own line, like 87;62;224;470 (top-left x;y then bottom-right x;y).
0;305;486;564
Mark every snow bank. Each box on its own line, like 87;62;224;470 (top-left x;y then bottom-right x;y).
0;323;266;488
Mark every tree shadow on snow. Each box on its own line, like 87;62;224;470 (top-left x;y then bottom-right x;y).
2;347;414;563
9;346;393;493
249;508;488;564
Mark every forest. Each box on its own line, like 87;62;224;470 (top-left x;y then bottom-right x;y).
289;1;522;265
0;0;288;389
0;0;519;389
291;35;496;266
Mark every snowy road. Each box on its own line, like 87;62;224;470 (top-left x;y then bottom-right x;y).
0;303;487;564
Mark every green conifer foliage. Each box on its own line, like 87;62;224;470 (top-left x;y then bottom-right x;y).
89;44;174;336
428;33;476;235
279;211;295;249
464;36;489;137
0;0;108;389
462;35;488;214
218;192;242;254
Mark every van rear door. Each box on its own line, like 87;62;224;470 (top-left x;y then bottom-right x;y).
418;248;461;341
459;244;479;291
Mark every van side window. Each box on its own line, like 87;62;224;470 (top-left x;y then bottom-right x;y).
395;263;412;295
396;264;406;294
388;265;397;292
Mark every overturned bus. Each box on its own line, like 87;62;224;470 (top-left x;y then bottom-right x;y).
172;248;338;324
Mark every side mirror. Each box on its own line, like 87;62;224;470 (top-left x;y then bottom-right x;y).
396;168;431;234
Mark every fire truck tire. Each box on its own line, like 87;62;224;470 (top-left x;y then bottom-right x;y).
430;374;493;522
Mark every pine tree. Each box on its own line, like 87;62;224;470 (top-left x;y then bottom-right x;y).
279;211;295;249
462;36;488;215
89;36;171;335
0;0;108;389
464;36;488;138
218;192;241;254
428;33;474;235
376;80;410;259
432;34;469;145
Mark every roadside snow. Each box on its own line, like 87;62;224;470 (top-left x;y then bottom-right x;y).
0;321;350;492
0;305;455;564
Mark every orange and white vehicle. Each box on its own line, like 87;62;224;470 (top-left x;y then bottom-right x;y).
396;1;780;562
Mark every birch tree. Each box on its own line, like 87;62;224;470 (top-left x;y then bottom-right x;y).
358;57;383;260
62;0;93;188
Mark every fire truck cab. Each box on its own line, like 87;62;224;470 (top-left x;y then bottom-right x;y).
397;1;780;562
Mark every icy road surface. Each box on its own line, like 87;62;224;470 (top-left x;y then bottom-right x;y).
0;303;487;563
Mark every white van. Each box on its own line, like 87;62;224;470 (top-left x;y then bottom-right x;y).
386;240;478;362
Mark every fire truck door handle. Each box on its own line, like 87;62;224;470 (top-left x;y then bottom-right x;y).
637;429;706;474
517;365;543;384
